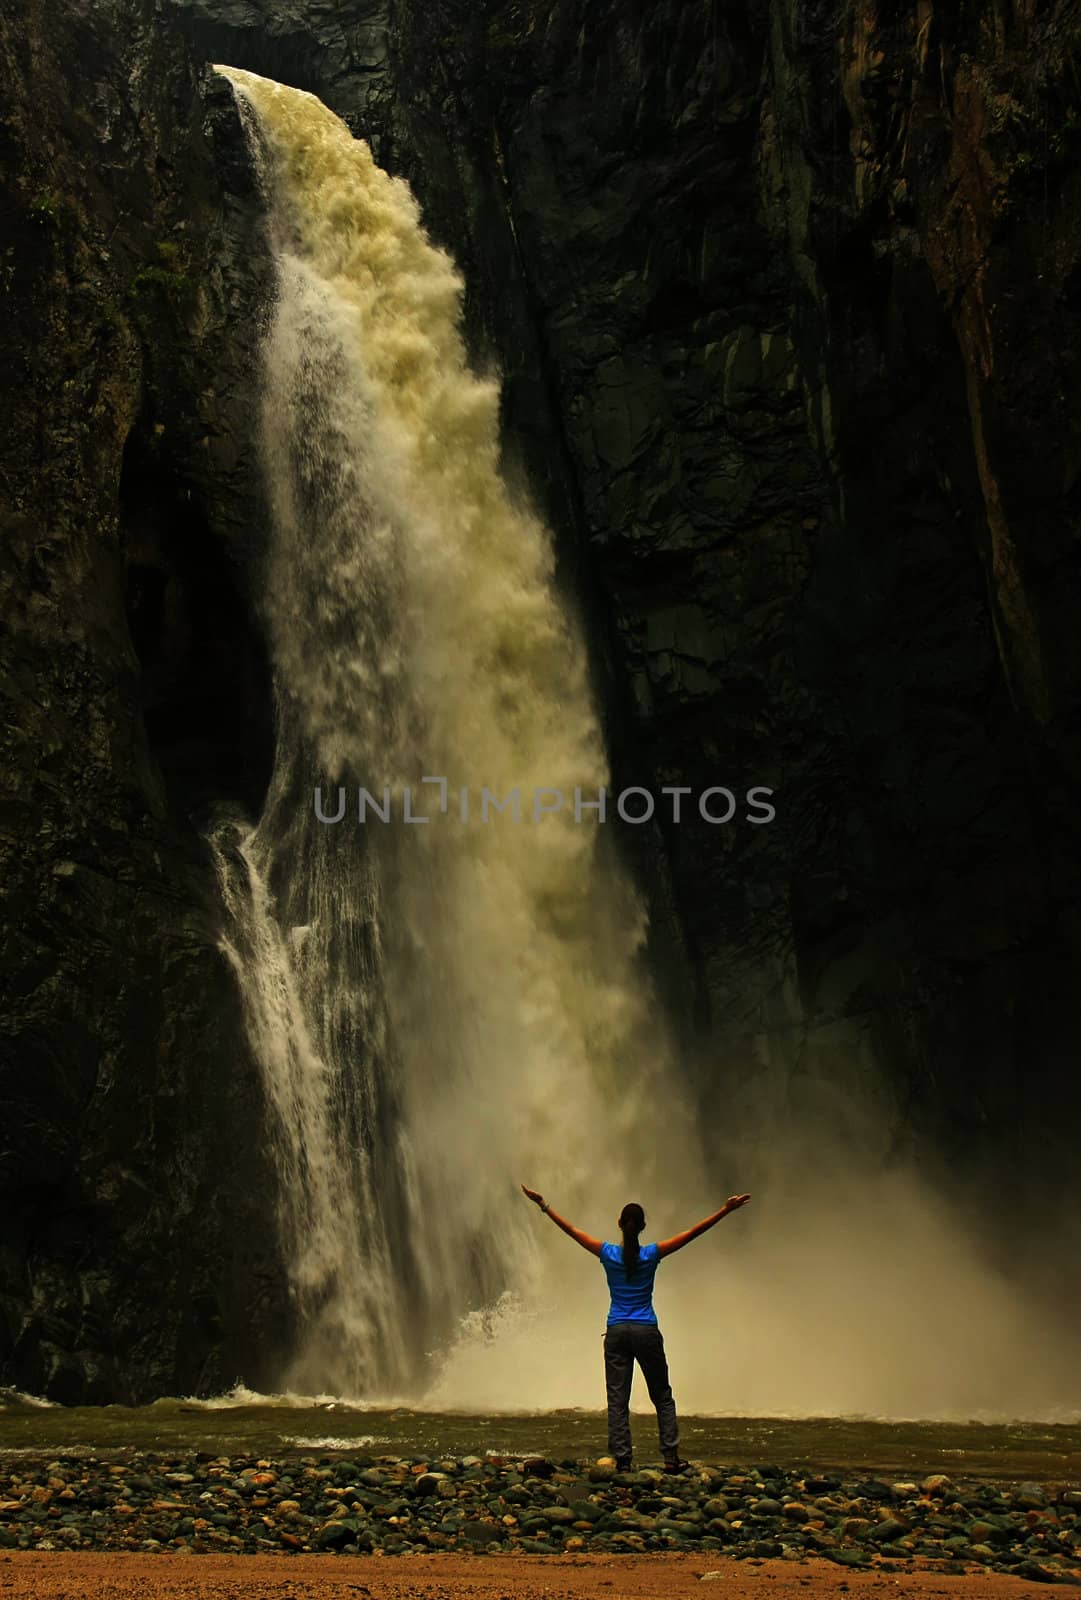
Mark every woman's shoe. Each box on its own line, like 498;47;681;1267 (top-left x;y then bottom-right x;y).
615;1456;632;1472
663;1456;690;1474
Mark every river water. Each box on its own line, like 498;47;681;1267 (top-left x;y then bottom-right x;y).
2;1393;1079;1482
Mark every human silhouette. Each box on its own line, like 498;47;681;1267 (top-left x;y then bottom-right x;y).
521;1185;750;1472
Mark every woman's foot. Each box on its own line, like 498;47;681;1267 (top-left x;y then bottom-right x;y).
663;1456;690;1474
615;1456;632;1472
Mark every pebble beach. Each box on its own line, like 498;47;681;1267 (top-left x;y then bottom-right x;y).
2;1449;1079;1587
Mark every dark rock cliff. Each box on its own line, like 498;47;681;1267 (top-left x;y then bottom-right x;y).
0;0;289;1399
382;1;1081;1197
2;0;1080;1396
384;0;1081;1232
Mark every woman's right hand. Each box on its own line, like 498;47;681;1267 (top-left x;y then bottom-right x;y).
724;1194;751;1214
521;1184;545;1208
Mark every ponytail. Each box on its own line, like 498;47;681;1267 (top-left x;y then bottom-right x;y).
618;1202;645;1281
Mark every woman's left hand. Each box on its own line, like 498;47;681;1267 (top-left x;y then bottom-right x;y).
521;1184;545;1208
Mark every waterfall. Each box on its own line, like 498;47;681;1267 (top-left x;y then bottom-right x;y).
210;66;701;1401
206;67;1081;1421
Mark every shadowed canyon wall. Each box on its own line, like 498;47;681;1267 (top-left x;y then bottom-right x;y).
2;0;1080;1397
0;0;290;1399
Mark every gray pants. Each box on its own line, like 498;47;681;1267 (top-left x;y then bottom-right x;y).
603;1320;679;1462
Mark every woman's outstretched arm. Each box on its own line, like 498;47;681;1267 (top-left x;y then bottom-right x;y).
521;1184;603;1256
656;1194;750;1259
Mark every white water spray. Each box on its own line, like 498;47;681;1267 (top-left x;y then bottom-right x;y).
209;65;703;1400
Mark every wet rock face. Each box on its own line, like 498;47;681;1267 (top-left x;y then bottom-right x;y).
0;1;289;1398
170;0;391;142
3;0;1081;1399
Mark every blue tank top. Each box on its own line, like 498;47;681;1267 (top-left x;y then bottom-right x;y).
600;1241;661;1324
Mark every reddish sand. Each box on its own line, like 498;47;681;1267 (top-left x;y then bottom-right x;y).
0;1551;1078;1599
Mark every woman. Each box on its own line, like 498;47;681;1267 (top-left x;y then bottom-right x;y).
521;1184;751;1473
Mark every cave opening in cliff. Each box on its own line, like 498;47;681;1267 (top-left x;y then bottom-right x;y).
119;420;275;819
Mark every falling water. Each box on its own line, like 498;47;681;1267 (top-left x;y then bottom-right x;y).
206;68;1081;1420
209;66;702;1400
